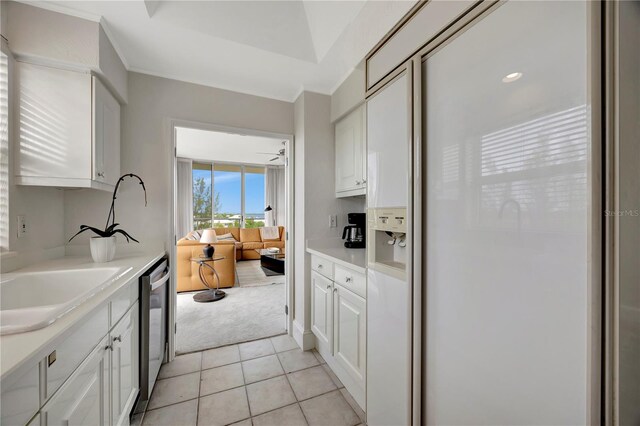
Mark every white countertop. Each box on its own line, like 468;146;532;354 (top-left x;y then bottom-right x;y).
306;238;367;273
1;251;165;379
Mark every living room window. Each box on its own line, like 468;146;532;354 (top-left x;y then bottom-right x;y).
192;162;265;230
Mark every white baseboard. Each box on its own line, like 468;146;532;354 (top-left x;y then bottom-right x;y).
293;320;315;351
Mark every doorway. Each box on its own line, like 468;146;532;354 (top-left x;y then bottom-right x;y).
169;121;294;356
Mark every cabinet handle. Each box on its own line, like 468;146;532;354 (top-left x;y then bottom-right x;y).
362;178;367;184
326;284;331;290
345;277;352;282
317;264;323;269
105;344;113;352
356;180;361;185
113;335;122;343
97;172;105;178
333;288;337;293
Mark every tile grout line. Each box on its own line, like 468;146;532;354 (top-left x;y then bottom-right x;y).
238;352;254;424
157;361;318;409
196;352;203;426
152;339;350;422
274;345;311;425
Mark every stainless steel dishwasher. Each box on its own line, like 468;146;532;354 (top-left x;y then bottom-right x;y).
135;256;169;413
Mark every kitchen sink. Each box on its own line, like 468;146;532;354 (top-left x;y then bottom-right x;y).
1;266;132;335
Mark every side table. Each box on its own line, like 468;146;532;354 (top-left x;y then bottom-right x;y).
190;256;226;302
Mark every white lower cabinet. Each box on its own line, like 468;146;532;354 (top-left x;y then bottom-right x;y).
3;279;141;426
333;285;366;385
310;255;366;411
41;336;110;426
311;271;333;349
111;304;139;426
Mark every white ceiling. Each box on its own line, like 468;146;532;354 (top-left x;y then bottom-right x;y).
28;0;416;101
176;127;286;165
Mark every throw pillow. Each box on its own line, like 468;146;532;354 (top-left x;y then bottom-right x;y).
185;230;202;241
217;232;236;241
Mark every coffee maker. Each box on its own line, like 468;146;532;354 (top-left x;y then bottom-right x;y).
342;213;366;248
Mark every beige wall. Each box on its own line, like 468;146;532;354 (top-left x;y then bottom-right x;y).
64;72;294;249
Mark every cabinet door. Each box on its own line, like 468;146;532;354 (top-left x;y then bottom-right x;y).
16;62;92;180
366;72;409;208
93;76;120;185
42;336;110;426
311;271;333;349
111;304;139;426
333;284;366;385
335;105;365;194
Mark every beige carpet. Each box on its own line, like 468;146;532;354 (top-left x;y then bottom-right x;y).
236;259;285;287
176;260;286;354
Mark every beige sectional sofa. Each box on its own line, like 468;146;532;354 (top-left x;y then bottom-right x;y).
176;226;285;292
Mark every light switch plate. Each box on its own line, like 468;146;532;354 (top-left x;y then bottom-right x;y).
17;215;26;238
329;215;338;228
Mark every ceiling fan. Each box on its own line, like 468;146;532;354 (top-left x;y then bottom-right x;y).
257;143;286;162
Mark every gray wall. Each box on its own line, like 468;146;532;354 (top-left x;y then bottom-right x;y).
64;72;294;250
4;1;128;102
1;39;65;266
617;1;640;423
330;60;365;123
293;90;364;347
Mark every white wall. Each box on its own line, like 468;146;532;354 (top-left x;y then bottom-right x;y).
64;72;294;250
293;90;364;348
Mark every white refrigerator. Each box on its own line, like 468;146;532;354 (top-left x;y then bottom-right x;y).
366;71;412;426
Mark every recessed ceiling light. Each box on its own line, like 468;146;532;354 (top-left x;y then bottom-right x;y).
502;72;523;83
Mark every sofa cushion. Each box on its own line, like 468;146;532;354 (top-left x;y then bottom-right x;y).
242;241;264;250
240;228;262;243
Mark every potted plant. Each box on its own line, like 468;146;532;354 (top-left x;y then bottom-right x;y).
69;173;147;262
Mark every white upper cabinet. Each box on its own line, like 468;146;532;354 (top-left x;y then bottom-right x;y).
93;76;121;186
16;61;120;191
335;105;366;197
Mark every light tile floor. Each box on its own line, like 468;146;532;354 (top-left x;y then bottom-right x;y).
139;334;366;426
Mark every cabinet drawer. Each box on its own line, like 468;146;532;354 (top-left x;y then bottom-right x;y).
334;265;366;299
111;279;138;327
0;362;40;426
311;255;334;280
46;304;109;400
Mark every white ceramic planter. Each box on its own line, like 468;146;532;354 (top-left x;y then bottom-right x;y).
90;236;116;263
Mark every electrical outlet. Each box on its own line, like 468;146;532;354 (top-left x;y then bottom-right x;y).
17;215;26;238
329;215;338;228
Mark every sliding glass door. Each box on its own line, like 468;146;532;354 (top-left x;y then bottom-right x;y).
244;167;265;228
193;163;265;229
213;164;242;227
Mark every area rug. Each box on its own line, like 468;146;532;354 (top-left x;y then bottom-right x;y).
176;283;286;354
236;259;285;287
